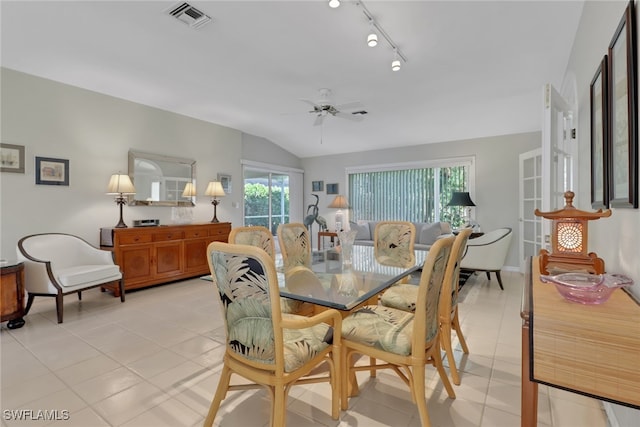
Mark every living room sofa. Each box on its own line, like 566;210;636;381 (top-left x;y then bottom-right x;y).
349;221;452;251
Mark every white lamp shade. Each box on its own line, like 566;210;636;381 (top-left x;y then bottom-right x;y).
107;174;136;194
328;195;349;209
205;181;226;197
182;182;197;197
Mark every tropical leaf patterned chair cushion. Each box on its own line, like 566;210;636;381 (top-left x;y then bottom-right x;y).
278;223;312;270
342;305;415;355
229;226;275;259
210;249;331;372
374;222;416;268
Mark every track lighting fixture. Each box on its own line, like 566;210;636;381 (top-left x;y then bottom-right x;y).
391;49;401;71
328;0;340;8
367;20;378;47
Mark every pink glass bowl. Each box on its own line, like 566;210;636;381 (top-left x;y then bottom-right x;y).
539;272;634;305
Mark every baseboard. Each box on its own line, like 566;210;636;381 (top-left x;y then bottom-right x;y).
502;265;521;273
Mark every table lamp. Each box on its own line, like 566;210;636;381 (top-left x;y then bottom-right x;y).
535;190;611;274
107;173;136;228
328;195;349;231
447;191;476;228
182;182;196;199
205;181;225;223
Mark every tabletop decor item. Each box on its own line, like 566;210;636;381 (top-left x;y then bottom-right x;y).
337;229;357;267
535;191;611;275
540;272;633;304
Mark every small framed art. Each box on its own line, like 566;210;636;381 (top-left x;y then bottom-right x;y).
218;173;232;194
36;156;69;186
590;55;609;209
312;180;324;192
0;143;25;173
326;183;338;195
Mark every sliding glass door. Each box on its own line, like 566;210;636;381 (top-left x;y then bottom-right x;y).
243;169;289;234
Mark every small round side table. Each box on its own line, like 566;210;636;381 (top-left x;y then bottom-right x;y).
1;260;26;329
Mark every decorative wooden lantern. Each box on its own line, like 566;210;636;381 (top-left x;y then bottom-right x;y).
534;191;611;274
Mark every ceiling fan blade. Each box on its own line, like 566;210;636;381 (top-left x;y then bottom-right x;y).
300;99;320;108
334;101;365;111
313;114;324;126
335;112;364;122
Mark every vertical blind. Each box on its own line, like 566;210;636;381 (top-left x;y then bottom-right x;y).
348;164;470;227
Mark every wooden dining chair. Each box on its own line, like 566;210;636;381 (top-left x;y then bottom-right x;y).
228;225;276;259
380;228;472;385
203;243;342;427
373;221;416;268
340;236;456;427
277;222;312;270
229;225;301;314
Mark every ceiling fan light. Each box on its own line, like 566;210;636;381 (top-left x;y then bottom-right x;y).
328;0;340;8
391;59;401;71
367;33;378;47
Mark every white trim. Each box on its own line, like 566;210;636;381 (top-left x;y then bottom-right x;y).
602;402;619;427
241;159;304;174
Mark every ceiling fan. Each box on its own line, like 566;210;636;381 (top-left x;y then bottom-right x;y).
300;88;367;126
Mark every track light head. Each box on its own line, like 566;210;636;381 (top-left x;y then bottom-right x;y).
391;59;401;71
367;33;378;47
328;0;340;8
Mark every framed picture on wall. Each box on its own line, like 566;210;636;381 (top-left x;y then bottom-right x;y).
218;173;232;194
608;0;638;208
312;180;324;192
0;143;25;174
326;183;338;195
590;55;609;209
36;156;69;186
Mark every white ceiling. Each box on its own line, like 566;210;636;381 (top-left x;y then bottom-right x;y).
1;1;584;158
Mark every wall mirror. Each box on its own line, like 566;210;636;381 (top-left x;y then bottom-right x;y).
128;150;196;206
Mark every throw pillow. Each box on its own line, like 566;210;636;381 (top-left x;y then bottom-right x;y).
349;221;370;240
419;222;443;245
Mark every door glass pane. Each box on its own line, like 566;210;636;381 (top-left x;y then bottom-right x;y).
270;173;289;234
243;169;289;235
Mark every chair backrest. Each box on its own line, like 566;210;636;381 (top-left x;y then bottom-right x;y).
17;233;102;269
228;226;276;260
277;223;311;270
373;221;416;268
411;235;455;349
440;228;473;320
461;227;513;270
207;242;286;372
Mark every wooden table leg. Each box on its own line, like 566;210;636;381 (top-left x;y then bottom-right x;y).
521;319;538;427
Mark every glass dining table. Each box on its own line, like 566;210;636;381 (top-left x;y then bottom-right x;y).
278;245;428;312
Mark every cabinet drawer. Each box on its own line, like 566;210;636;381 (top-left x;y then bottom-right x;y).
209;227;229;237
185;228;209;239
118;234;152;245
153;231;185;242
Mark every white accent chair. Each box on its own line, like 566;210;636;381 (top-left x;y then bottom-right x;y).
17;233;124;323
459;228;513;290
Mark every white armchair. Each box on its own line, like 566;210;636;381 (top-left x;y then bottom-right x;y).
17;233;124;323
460;228;513;290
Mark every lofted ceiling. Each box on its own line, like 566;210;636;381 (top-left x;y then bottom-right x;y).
1;1;584;158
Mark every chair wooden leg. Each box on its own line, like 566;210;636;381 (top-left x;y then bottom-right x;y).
485;271;491;281
452;309;469;354
55;293;64;324
341;348;350;410
272;383;286;427
77;291;82;301
440;323;461;386
203;364;232;427
370;356;377;377
330;348;340;419
24;294;36;315
432;341;456;399
118;278;126;302
412;362;432;427
495;270;504;290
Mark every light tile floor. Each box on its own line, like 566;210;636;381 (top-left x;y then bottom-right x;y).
1;271;609;427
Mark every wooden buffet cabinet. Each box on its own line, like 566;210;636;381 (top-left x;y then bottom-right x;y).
101;223;231;296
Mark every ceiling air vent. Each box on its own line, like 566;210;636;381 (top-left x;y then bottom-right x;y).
166;2;212;29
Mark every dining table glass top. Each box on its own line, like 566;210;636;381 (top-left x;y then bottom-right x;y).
278;245;428;311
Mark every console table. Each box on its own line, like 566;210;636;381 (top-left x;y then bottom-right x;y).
101;223;231;296
521;257;640;427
